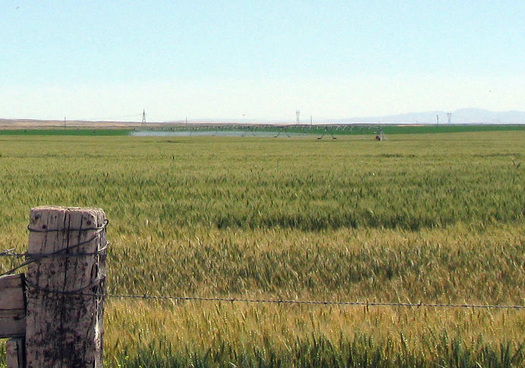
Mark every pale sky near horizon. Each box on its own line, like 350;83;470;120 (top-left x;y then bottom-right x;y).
1;1;524;122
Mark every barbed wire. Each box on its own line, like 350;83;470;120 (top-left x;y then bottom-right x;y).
2;217;525;310
35;291;522;310
25;277;106;296
3;263;525;310
6;261;522;309
2;259;525;310
0;219;108;277
105;293;525;310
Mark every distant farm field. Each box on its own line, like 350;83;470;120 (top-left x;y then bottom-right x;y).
0;130;524;367
0;128;132;136
0;122;523;136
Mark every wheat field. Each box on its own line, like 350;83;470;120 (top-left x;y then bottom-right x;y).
0;130;524;367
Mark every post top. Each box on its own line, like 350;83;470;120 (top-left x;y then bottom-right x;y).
31;206;105;213
29;207;107;233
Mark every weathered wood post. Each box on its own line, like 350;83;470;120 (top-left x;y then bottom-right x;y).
0;274;26;368
0;274;26;339
25;206;107;368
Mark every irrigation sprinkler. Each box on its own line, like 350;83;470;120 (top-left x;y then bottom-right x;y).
143;123;384;140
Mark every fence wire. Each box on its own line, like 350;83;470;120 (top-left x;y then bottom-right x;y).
3;230;525;311
101;293;525;310
0;220;108;277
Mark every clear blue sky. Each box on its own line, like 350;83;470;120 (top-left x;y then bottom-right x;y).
1;1;524;122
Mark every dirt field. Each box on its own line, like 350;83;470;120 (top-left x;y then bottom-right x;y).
0;118;155;130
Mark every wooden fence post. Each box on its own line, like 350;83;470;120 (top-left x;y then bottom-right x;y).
25;206;107;368
0;274;26;339
0;274;26;368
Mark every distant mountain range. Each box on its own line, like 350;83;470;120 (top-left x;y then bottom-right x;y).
337;108;525;124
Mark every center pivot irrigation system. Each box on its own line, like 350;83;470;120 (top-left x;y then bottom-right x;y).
147;124;386;140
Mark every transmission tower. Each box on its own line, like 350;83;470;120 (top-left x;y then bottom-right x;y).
142;109;146;126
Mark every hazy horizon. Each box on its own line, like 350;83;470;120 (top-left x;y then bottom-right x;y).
2;107;525;125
